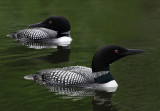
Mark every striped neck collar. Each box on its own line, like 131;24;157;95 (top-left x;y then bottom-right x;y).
93;71;114;84
61;31;70;35
57;31;70;37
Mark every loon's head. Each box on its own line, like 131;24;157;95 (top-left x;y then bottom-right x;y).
29;16;71;35
92;45;146;72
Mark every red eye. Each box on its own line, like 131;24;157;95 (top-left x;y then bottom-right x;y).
49;21;52;24
114;50;119;54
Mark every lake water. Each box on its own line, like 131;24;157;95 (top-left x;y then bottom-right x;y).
0;0;160;111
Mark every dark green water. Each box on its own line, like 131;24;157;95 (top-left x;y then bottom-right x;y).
0;0;160;111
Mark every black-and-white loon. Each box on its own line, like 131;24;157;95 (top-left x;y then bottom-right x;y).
24;45;145;90
7;16;72;45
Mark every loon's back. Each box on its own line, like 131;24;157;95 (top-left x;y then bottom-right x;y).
8;28;57;40
25;66;94;85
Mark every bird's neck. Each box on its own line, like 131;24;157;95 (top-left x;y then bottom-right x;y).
92;63;110;72
93;71;114;84
91;54;114;83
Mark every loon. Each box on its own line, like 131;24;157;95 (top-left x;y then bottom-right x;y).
7;16;72;45
24;45;145;90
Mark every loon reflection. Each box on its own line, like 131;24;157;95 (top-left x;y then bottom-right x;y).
45;85;117;110
20;40;71;49
92;91;118;111
37;46;71;64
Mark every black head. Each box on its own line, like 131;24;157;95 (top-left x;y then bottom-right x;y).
92;45;146;72
29;16;71;33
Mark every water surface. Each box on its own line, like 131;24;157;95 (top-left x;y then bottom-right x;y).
0;0;160;111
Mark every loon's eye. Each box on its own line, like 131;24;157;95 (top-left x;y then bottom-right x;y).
114;50;119;54
49;21;52;24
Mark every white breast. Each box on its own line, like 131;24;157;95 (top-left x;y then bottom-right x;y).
101;80;118;88
96;80;118;92
52;36;72;46
85;80;118;92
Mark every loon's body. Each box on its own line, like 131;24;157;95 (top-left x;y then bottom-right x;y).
32;66;94;85
10;28;57;40
7;16;72;45
24;45;145;89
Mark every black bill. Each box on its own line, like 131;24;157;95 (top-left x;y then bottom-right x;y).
124;49;146;56
28;22;45;28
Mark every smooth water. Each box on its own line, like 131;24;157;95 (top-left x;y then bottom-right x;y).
0;0;160;111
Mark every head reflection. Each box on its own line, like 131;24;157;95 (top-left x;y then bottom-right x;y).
38;46;71;64
92;91;118;111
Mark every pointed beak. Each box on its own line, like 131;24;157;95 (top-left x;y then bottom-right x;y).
124;49;146;56
28;22;45;28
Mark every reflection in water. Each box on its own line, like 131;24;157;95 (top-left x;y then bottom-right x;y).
21;41;58;49
37;46;71;64
45;85;94;101
20;40;71;49
45;85;117;110
18;39;71;64
92;91;118;111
